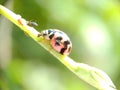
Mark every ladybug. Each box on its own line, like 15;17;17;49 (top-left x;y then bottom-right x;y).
39;29;72;55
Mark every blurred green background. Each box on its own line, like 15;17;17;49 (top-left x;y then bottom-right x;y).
0;0;120;90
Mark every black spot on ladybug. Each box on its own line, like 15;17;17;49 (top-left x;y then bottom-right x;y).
60;48;66;54
56;36;62;40
64;40;70;45
55;42;60;46
68;47;71;52
64;40;70;48
56;36;62;43
43;33;47;36
49;34;54;39
48;29;53;34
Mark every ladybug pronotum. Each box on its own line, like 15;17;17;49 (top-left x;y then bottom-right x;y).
40;29;72;55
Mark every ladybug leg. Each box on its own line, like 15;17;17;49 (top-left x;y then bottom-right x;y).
37;33;42;37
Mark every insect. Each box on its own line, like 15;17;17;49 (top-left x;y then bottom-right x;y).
17;18;38;27
27;21;38;27
39;29;72;55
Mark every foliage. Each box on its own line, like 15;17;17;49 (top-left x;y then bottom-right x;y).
0;0;120;90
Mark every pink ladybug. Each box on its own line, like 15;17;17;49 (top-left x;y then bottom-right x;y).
40;29;72;55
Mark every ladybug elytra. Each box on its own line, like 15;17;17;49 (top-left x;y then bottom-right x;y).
40;29;72;55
